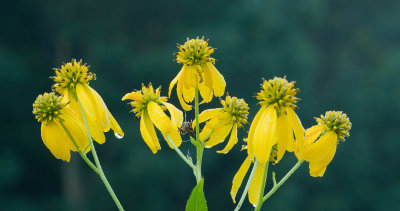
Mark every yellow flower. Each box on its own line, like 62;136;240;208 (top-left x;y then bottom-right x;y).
169;37;226;110
33;92;89;162
51;59;124;144
230;145;269;206
300;111;351;177
122;84;183;153
247;77;304;164
195;95;249;154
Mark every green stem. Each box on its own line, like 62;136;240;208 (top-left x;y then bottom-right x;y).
262;160;303;203
165;134;196;169
194;86;204;183
75;94;124;211
254;159;270;211
234;160;259;211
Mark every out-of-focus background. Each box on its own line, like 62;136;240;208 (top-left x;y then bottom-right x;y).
1;0;400;210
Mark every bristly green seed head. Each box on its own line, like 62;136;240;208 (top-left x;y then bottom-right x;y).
123;83;168;118
316;111;352;142
221;95;249;127
51;59;96;94
256;77;300;113
33;92;68;123
174;37;216;67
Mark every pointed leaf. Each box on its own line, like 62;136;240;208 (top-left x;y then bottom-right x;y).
185;179;208;211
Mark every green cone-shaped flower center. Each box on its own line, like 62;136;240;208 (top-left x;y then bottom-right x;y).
175;37;216;67
316;111;352;142
221;95;249;127
33;92;67;123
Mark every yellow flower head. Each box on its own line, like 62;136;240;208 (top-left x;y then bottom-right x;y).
248;77;304;164
33;92;89;162
301;111;351;177
51;59;96;95
169;37;226;110
51;59;124;145
122;84;183;154
196;95;249;154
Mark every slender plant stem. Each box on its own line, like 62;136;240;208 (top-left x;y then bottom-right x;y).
262;160;304;203
234;160;259;211
58;120;99;174
194;86;204;183
165;134;196;169
75;94;124;211
254;159;270;211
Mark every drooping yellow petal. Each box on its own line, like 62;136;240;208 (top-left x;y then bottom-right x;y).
107;109;124;138
253;105;277;164
275;113;291;163
87;117;106;144
303;131;337;162
287;108;304;143
202;64;214;90
140;113;160;153
309;141;337;177
198;81;213;104
247;106;267;157
248;162;265;206
163;102;183;128
88;86;111;132
62;107;89;152
177;74;192;111
182;85;195;103
76;84;98;121
163;128;182;148
169;67;183;98
41;122;71;162
206;62;225;97
184;66;198;89
217;124;238;154
147;101;174;134
205;124;232;148
231;156;252;203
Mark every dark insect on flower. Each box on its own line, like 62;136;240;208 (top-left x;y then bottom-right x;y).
178;120;195;137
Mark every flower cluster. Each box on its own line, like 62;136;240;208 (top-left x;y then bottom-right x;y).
32;37;352;211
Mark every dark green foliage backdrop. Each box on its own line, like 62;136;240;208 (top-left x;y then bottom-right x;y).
1;0;399;210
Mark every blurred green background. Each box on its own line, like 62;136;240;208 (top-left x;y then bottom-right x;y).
1;0;400;210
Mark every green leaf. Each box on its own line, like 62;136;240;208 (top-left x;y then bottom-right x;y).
185;179;208;211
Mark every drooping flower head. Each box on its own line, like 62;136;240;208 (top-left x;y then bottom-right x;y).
248;77;304;164
51;59;124;145
122;84;183;153
301;111;351;177
195;95;249;154
33;92;89;162
169;37;226;110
